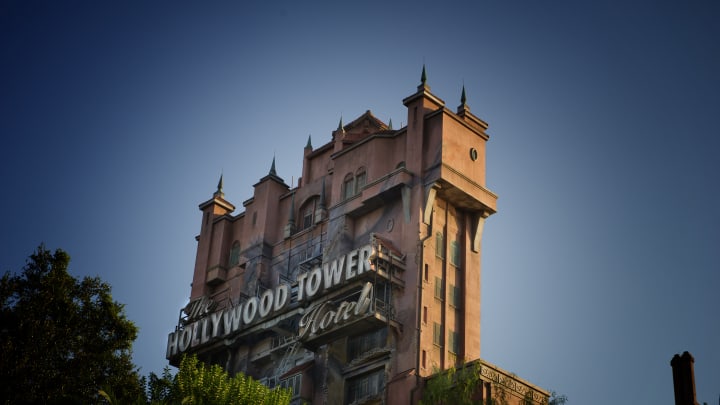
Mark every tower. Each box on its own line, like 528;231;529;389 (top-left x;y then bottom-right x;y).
166;69;548;405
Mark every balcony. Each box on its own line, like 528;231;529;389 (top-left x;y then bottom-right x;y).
206;265;227;286
299;286;400;349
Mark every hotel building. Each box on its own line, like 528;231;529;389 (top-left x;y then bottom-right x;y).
166;69;550;404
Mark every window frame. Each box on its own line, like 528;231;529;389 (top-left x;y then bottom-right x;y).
228;241;241;267
355;167;367;192
343;173;355;201
435;232;445;259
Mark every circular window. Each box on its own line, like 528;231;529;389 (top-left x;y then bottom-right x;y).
469;148;478;161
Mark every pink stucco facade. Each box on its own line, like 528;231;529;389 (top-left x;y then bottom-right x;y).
166;72;549;404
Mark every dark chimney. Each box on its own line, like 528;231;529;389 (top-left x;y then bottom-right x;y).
671;351;699;405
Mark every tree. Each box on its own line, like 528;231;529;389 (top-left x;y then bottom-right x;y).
421;361;568;405
173;355;292;405
0;245;143;403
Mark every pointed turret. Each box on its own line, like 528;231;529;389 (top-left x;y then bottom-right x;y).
457;85;470;115
193;174;236;298
214;174;224;198
455;84;488;133
269;156;277;177
305;134;313;150
388;118;393;130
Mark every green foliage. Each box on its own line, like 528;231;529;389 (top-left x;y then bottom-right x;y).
548;391;568;405
145;366;177;403
421;361;486;405
174;355;292;405
421;362;567;405
0;245;143;403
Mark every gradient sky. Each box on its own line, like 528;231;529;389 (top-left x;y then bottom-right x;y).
2;1;718;403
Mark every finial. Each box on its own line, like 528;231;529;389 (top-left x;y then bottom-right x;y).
269;156;277;176
421;64;427;86
217;173;224;193
461;85;467;105
388;118;393;130
337;116;345;133
306;134;312;149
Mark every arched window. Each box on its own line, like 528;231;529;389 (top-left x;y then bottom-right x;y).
299;197;318;231
355;167;367;192
228;241;240;267
343;173;355;201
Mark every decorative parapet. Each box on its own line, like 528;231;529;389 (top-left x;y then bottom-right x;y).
478;359;550;404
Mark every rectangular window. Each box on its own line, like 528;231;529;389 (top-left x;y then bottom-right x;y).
434;277;444;300
344;177;355;200
356;171;366;191
422;306;428;324
347;369;385;403
424;264;429;282
422;350;427;369
279;373;302;398
450;240;460;267
449;285;461;308
448;330;459;354
435;233;445;259
433;322;443;346
302;206;313;230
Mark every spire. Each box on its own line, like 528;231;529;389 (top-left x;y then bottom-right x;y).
457;84;472;115
269;156;277;176
388;118;393;130
337;116;345;133
305;134;312;149
416;64;431;92
213;173;224;198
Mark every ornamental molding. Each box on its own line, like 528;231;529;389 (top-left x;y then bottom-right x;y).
479;362;548;403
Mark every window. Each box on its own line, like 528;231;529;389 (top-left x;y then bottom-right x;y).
421;350;427;368
435;232;445;259
343;173;355;200
434;277;443;300
228;242;240;267
449;285;461;308
355;168;366;191
299;197;317;231
448;330;459;354
422;306;428;324
302;205;313;229
348;328;387;361
433;322;443;346
347;369;385;403
450;240;460;267
424;264;429;282
279;373;302;398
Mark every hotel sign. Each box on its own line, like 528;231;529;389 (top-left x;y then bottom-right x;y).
167;245;377;358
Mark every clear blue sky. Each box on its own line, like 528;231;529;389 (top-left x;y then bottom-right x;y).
2;1;718;403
